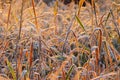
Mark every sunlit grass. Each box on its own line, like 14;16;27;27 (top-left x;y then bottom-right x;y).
0;0;120;80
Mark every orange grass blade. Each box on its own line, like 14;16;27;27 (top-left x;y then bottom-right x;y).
78;0;85;15
29;41;33;69
53;1;58;34
18;48;23;76
53;0;58;16
94;28;102;53
7;1;12;30
32;0;39;33
62;68;66;80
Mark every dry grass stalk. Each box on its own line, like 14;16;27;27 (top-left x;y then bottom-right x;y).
32;0;39;33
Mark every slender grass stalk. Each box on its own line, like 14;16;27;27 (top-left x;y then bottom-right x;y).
62;68;66;80
104;41;112;65
15;0;24;79
18;48;23;78
91;0;94;31
3;1;12;56
7;1;12;30
27;40;33;79
31;0;39;33
92;0;98;26
94;28;102;53
62;17;75;55
105;12;111;26
95;47;100;75
53;0;58;35
29;40;33;70
31;1;42;79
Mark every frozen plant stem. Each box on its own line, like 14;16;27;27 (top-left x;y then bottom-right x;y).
15;0;24;79
62;16;75;55
32;0;42;76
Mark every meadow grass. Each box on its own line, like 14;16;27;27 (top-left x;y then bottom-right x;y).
0;0;120;80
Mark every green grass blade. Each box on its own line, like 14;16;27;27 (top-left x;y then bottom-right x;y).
66;65;74;80
105;12;111;26
7;60;16;80
75;15;86;32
